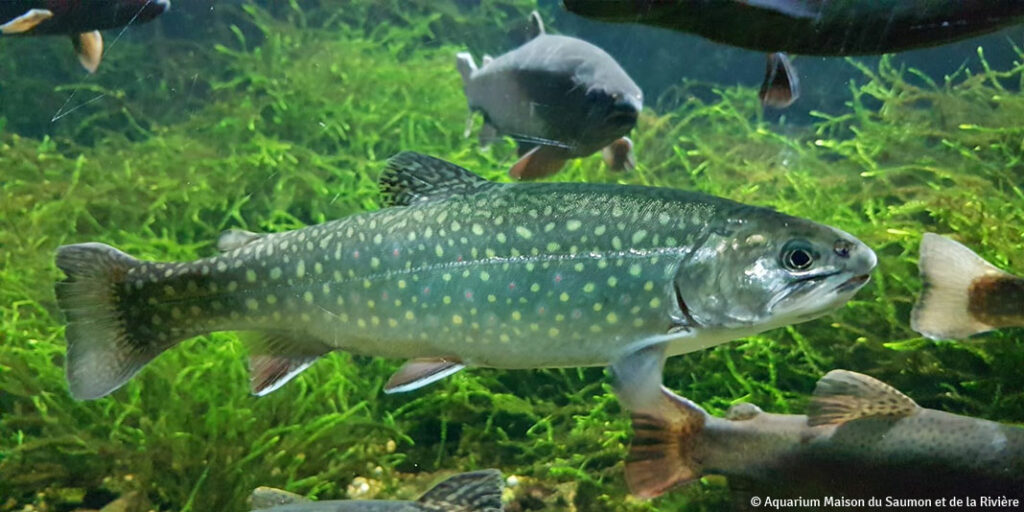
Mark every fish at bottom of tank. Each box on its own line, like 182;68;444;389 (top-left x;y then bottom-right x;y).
621;370;1024;502
250;469;504;512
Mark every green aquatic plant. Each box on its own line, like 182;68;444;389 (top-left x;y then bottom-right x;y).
2;2;1024;511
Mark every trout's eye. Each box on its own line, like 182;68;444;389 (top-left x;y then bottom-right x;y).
781;240;816;271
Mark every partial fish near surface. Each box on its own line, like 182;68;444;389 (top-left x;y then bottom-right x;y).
622;370;1024;500
457;11;643;179
912;232;1024;340
250;469;504;512
562;0;1024;108
55;151;875;401
0;0;169;73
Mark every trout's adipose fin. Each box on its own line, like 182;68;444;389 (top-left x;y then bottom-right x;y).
249;486;309;510
217;229;264;252
911;232;1009;340
808;370;919;426
417;469;505;511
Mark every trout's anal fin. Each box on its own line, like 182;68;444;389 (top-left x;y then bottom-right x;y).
807;370;919;426
244;332;331;396
379;152;495;207
384;358;465;394
0;9;53;34
526;10;546;39
73;31;103;74
417;469;504;510
217;229;264;252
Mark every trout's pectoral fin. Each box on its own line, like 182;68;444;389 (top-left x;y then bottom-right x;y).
384;357;465;394
217;229;264;252
72;31;103;74
508;145;569;180
601;136;635;172
807;370;919;426
0;9;54;34
243;332;331;396
759;52;799;109
250;486;310;509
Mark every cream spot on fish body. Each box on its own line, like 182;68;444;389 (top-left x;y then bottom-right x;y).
370;257;381;269
452;314;464;325
546;242;561;252
574;263;585;272
363;280;372;289
560;292;570;302
151;314;162;325
302;313;313;322
566;219;582;232
269;267;283;280
443;296;452;305
512;311;522;321
357;319;367;328
405;311;415;320
499;333;511;343
373;233;383;245
516;226;533;239
649;297;661;309
314;262;324;275
607;277;618;287
216;261;228;272
471;223;484;236
583;282;596;293
632;230;648;244
388;318;398;327
593;302;603;311
398;280;407;289
644;281;655;291
496;232;507;244
480;271;491;281
245;269;257;283
629;264;643;277
227;281;239;292
296;260;306;278
303;292;314;304
530;283;541;293
245;298;259;311
606;312;619;324
548;327;560;338
611;236;622;250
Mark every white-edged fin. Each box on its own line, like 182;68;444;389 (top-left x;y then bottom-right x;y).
217;229;264;252
601;136;635;172
759;52;799;109
242;333;330;396
482;54;494;66
611;342;668;414
911;232;1007;340
808;370;919;427
379;152;494;208
55;243;176;400
249;486;310;510
0;9;53;34
384;358;465;394
72;31;103;74
456;51;477;83
417;469;504;511
526;10;546;39
626;386;706;499
508;145;569;180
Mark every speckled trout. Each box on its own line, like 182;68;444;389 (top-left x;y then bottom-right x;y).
55;152;875;401
624;370;1024;500
250;469;503;512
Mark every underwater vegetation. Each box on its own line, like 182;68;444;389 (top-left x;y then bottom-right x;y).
1;1;1023;511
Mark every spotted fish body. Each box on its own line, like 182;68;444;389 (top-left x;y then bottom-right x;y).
624;371;1024;500
55;152;875;400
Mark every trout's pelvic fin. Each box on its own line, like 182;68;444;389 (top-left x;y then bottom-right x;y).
384;357;466;394
56;243;169;400
243;332;331;396
601;136;636;172
72;31;103;74
249;486;310;510
0;8;53;34
380;151;494;207
417;469;504;511
217;229;264;252
911;232;1007;340
759;52;799;109
808;370;919;426
626;387;706;499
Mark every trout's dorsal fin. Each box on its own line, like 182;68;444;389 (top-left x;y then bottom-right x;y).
217;229;264;252
808;370;919;426
249;486;310;510
526;10;545;39
417;469;504;511
379;152;494;207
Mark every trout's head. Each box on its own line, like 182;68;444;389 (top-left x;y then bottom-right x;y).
674;216;876;330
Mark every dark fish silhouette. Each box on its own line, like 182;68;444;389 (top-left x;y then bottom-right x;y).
457;11;643;179
0;0;170;73
250;469;504;511
912;232;1024;340
622;370;1024;500
562;0;1024;108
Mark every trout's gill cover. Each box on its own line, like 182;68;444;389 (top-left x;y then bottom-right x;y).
1;1;1023;511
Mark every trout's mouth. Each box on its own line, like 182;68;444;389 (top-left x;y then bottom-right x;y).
833;273;871;294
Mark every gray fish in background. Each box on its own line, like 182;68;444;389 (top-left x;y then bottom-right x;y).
623;370;1024;500
456;11;643;179
912;232;1024;340
54;151;874;401
250;469;504;512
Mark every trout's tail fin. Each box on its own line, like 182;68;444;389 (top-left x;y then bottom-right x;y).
626;386;706;499
418;469;505;511
55;243;173;400
911;233;1007;340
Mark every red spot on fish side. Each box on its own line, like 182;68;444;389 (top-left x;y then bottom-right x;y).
382;292;389;300
465;291;473;300
509;283;516;290
393;248;400;257
423;287;431;295
353;250;360;259
554;274;563;283
457;255;464;262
